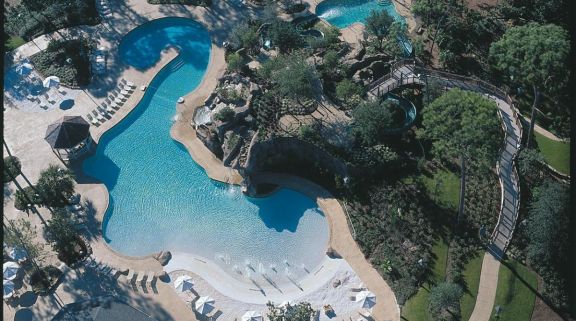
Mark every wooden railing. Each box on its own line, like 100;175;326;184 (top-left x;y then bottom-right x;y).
370;60;524;254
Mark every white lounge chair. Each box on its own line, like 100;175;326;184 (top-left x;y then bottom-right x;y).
114;97;124;104
110;101;120;110
120;89;130;97
126;270;136;283
93;110;105;122
103;103;115;114
87;114;99;125
126;81;135;88
97;106;108;117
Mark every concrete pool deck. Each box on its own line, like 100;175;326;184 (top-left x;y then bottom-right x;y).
4;1;399;320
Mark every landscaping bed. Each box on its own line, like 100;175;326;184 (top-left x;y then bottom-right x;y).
5;0;100;41
30;39;92;87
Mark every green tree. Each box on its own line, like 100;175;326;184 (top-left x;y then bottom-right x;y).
489;23;570;147
4;156;22;183
259;53;318;101
14;185;43;211
428;282;463;321
45;208;83;265
322;50;339;71
418;89;501;225
36;164;75;208
268;20;302;53
266;301;314;321
335;79;364;106
517;148;545;185
230;23;259;53
351;100;394;146
365;9;395;51
4;218;47;272
214;106;236;122
227;52;247;72
525;179;569;308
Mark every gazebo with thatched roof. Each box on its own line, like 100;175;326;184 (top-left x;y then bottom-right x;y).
44;116;92;162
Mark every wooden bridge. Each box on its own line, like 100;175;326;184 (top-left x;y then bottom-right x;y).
369;59;523;259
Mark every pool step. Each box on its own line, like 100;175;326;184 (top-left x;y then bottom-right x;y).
169;56;186;72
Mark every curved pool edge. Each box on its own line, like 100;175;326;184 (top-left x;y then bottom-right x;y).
309;0;417;34
76;14;400;321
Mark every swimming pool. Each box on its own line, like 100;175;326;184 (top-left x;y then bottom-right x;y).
83;17;330;285
315;0;405;29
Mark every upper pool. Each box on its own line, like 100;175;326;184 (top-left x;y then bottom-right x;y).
315;0;405;29
83;17;329;285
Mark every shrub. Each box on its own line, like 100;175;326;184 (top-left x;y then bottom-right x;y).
3;156;21;183
30;266;62;295
230;23;259;53
227;52;247;72
45;208;86;265
428;282;464;321
284;3;306;14
351;100;394;146
335;79;364;105
214;107;236;122
258;53;318;100
269;21;303;53
36;165;75;208
30;38;92;86
14;186;43;211
147;0;211;5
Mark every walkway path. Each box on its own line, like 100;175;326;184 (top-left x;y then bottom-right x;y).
368;59;524;321
4;1;403;321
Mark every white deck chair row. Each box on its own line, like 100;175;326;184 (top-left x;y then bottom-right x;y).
86;81;136;126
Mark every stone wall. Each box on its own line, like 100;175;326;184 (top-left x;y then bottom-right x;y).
243;136;348;179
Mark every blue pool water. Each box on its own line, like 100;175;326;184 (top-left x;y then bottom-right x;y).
315;0;405;29
83;17;329;283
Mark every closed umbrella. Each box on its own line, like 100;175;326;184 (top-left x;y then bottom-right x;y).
3;262;20;280
3;280;15;299
43;76;60;88
174;275;194;292
194;296;215;314
356;290;376;309
9;248;27;262
242;311;263;321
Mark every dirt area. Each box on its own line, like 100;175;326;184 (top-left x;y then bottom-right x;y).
530;276;565;321
465;0;499;11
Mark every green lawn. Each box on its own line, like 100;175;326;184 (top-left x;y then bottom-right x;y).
402;237;449;321
460;251;485;321
5;36;26;51
420;169;461;210
534;132;570;175
489;260;537;321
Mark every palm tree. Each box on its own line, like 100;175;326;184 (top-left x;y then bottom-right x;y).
37;164;75;208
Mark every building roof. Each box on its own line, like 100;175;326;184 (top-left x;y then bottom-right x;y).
51;296;156;321
44;116;90;149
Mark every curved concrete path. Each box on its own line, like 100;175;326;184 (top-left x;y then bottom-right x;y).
368;60;523;321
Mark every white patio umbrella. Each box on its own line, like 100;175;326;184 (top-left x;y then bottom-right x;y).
9;247;28;262
3;280;15;299
174;275;194;292
16;63;34;76
3;261;20;280
242;311;263;321
194;296;215;314
356;290;376;309
43;76;60;88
